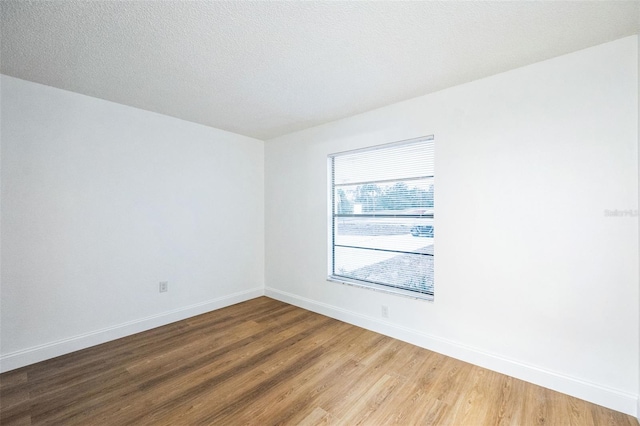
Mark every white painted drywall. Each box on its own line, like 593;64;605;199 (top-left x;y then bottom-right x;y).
0;76;264;370
637;20;640;425
265;36;639;415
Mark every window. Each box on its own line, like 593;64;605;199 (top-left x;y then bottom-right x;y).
328;136;434;299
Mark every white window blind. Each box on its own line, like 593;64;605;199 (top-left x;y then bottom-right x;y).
328;136;434;298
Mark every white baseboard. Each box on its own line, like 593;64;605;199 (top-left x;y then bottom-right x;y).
265;286;638;417
0;287;264;373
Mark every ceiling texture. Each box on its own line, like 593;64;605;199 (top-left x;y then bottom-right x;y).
1;1;639;140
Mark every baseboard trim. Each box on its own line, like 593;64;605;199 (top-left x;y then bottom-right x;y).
265;286;638;417
0;287;264;373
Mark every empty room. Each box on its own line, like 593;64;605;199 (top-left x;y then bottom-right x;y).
1;1;639;425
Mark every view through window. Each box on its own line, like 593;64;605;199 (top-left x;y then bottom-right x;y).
328;136;434;298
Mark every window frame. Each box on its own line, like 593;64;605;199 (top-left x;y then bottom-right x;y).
327;135;435;301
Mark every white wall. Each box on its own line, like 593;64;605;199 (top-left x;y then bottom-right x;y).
0;76;265;371
637;21;640;425
265;36;639;415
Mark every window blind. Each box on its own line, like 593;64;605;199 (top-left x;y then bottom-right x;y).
329;136;434;298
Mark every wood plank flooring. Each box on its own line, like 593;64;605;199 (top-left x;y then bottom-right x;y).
1;297;637;425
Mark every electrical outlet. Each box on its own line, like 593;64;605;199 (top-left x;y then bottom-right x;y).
159;281;168;293
381;305;389;318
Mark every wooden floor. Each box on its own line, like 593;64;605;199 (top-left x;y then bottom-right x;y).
0;297;637;425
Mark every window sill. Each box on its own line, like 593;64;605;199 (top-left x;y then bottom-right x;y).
327;276;433;302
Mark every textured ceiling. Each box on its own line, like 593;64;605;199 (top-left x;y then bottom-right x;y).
1;1;638;140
